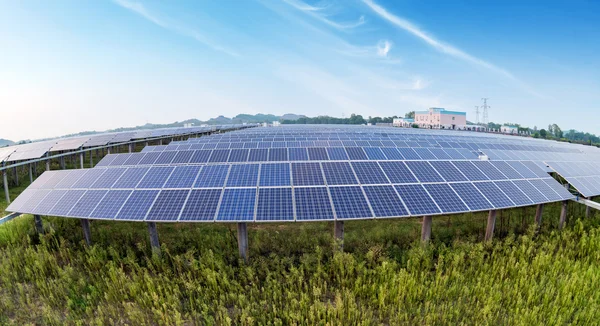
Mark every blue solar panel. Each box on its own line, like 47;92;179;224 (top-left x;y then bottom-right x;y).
473;182;514;208
54;170;87;188
345;147;367;160
138;152;161;165
394;184;440;216
109;154;131;166
123;153;146;166
380;147;404;160
405;161;444;183
449;183;493;211
506;161;538;179
72;169;106;188
413;148;436;160
6;189;37;212
471;161;508;180
363;185;409;218
429;161;467;182
215;142;230;149
329;186;373;219
216;188;256;221
116;190;159;220
308;147;329;161
44;189;84;216
111;167;149;188
489;161;523;179
512;180;549;202
322;162;358;185
256;188;294;221
493;181;533;206
89;190;132;219
68;190;108;217
363;147;386;160
423;184;469;213
443;148;465;159
227;164;259;187
227;149;249;162
194;165;230;188
428;148;452;160
268;148;288;161
30;190;67;215
351;162;389;184
90;168;126;189
137;166;175;188
294;187;334;220
36;171;68;189
520;161;550;178
397;148;421;160
248;148;268;162
154;151;177;165
95;154;117;167
179;189;222;221
379;161;417;183
163;166;202;188
453;161;489;181
170;150;194;164
542;179;573;200
327;147;349;160
259;163;291;186
146;190;190;221
292;162;325;186
208;149;229;163
289;148;309;161
188;150;210;163
455;148;479;159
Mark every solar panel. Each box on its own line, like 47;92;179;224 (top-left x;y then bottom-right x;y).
506;161;538;179
413;148;436;160
294;187;334;220
72;169;106;188
36;171;69;189
216;188;256;221
116;190;160;220
90;168;127;189
146;190;189;221
256;188;294;221
110;154;131;166
49;190;86;216
268;148;288;161
308;147;329;160
123;153;146;166
542;179;573;200
449;183;493;211
512;180;548;202
345;147;367;160
321;162;358;185
194;165;230;188
395;184;440;215
363;185;409;218
30;190;67;215
209;149;230;163
179;189;222;221
452;161;489;181
138;152;161;165
520;161;551;178
351;162;389;184
164;166;202;188
473;182;514;208
471;161;508;180
5;189;37;212
259;163;291;186
54;170;87;188
248;148;268;162
379;161;417;183
68;190;108;217
405;161;444;183
363;147;386;160
89;190;132;219
95;154;117;167
228;149;249;162
428;148;452;160
226;164;259;187
423;184;469;213
171;150;194;164
289;148;309;161
429;161;468;182
327;147;349;160
528;179;564;201
137;166;175;188
493;181;534;206
111;167;149;188
189;150;211;163
329;186;373;219
397;148;421;160
489;161;523;179
380;148;404;160
292;162;325;186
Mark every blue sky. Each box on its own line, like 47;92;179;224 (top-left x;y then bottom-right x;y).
1;0;599;140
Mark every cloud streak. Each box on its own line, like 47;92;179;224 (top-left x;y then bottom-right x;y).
283;0;366;30
113;0;240;57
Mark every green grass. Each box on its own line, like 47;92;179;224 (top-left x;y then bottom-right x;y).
0;200;599;324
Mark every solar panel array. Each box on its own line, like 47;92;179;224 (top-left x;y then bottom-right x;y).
7;125;578;223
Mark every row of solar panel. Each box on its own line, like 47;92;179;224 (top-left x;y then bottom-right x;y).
30;160;550;191
547;161;600;178
102;147;482;167
9;178;572;222
151;139;572;154
484;150;589;162
561;177;600;198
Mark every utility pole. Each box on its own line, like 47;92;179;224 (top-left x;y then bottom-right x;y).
474;106;480;124
481;98;490;124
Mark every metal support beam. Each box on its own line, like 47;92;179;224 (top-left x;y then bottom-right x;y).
485;210;497;242
13;167;18;186
81;219;91;245
2;165;9;204
586;205;591;218
559;201;568;229
29;164;33;184
79;152;84;169
147;222;160;255
90;150;94;168
535;204;544;228
46;153;50;171
237;222;249;262
421;216;432;243
334;220;344;251
60;156;65;169
34;215;43;234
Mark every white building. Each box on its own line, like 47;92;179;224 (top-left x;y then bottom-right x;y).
501;125;519;134
393;118;415;127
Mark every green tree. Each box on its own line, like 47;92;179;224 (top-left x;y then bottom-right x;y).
405;111;415;119
539;129;548;138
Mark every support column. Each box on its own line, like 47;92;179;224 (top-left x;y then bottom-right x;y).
559;201;568;229
535;204;544;228
3;165;9;204
485;210;497;242
29;164;33;184
45;154;50;171
60;156;65;169
34;215;43;234
90;150;94;168
147;222;160;255
334;221;344;251
107;147;111;154
128;143;132;153
13;167;18;186
81;219;91;245
586;206;591;218
421;216;432;243
237;222;249;262
159;139;163;145
79;152;84;169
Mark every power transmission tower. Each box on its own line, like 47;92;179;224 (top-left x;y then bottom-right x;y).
481;98;490;124
474;106;480;124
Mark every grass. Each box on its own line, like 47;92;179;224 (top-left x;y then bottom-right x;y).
0;199;599;324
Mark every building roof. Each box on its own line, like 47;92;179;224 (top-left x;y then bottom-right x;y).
414;108;467;116
503;125;519;128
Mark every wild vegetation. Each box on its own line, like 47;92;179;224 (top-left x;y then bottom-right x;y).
1;198;599;324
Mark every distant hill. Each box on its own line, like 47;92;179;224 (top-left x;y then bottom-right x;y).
0;139;14;147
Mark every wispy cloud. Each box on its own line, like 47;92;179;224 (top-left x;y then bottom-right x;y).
376;40;392;58
283;0;366;30
361;0;545;98
113;0;240;57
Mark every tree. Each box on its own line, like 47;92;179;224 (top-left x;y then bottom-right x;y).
539;129;548;138
405;111;415;119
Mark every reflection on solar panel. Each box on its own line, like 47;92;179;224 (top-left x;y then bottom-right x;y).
493;181;533;206
164;166;202;188
217;188;256;221
449;183;493;211
68;190;108;217
179;189;222;221
116;190;159;220
473;182;514;208
146;190;189;221
90;190;132;219
137;167;174;188
423;184;468;213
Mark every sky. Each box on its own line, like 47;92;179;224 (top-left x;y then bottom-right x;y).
1;0;599;141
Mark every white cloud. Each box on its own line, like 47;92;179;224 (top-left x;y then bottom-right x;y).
376;40;392;58
283;0;366;30
112;0;240;57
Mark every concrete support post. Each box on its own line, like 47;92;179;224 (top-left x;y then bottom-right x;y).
128;143;132;153
81;219;92;245
237;222;249;262
485;210;497;242
60;156;65;169
34;215;43;234
107;147;111;154
13;167;18;186
3;165;9;204
29;164;33;184
159;139;163;145
586;206;591;218
79;152;84;169
334;221;344;251
147;222;160;255
421;216;432;243
90;151;94;168
559;200;568;229
535;204;544;228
